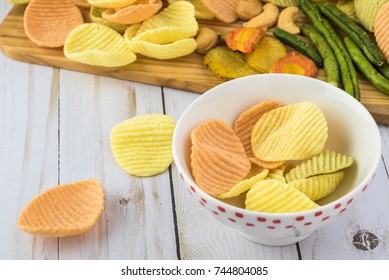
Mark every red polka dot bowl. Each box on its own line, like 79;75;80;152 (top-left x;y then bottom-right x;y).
172;74;381;246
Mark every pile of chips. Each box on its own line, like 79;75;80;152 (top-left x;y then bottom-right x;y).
190;101;354;213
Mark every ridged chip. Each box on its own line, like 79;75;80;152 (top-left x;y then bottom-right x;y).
24;0;84;48
374;2;389;63
354;0;387;32
245;179;319;213
191;120;251;196
202;0;239;23
336;0;357;21
132;1;198;44
262;0;299;7
102;0;163;25
111;114;175;177
264;163;288;183
90;6;130;34
74;0;90;8
18;179;104;237
288;172;344;201
285;150;354;183
64;23;137;67
216;168;269;199
233;100;284;168
251;102;328;162
167;0;215;19
90;6;129;33
87;0;137;8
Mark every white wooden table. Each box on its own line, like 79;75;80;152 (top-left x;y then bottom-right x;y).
1;2;389;260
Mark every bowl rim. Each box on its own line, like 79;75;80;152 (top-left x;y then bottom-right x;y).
172;74;382;218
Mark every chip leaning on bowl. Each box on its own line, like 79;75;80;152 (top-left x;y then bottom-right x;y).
172;74;381;246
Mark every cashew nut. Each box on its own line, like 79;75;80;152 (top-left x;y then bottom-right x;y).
277;6;301;34
195;27;218;55
236;0;263;21
243;2;279;28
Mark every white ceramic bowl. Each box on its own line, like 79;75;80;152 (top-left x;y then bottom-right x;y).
172;74;381;246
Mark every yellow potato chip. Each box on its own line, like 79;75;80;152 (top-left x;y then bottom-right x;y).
64;23;137;67
190;120;251;196
167;0;215;19
251;102;328;162
264;163;288;183
125;36;197;59
132;1;198;44
111;114;175;177
336;0;357;21
7;0;30;4
354;0;387;32
216;168;269;199
87;0;137;8
90;6;130;34
245;179;319;213
288;172;344;201
262;0;299;7
285;150;353;183
18;179;104;237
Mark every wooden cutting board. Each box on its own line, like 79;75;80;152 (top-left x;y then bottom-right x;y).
1;4;389;124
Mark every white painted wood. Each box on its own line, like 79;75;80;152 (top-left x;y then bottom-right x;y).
57;71;177;259
163;88;299;259
0;56;58;259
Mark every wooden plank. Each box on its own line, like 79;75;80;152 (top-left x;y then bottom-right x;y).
57;71;178;259
298;159;389;259
163;88;299;259
1;5;389;124
0;53;59;258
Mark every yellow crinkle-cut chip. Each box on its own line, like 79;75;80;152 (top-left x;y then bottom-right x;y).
336;0;357;21
132;1;198;44
64;23;137;67
354;0;387;32
18;179;104;237
217;168;269;199
111;114;175;177
167;0;215;19
87;0;137;8
251;102;328;162
245;179;319;213
285;150;353;183
262;0;299;7
288;171;344;201
90;6;129;34
265;163;288;183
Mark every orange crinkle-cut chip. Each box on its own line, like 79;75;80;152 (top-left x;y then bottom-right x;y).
191;120;251;196
24;0;84;48
17;179;104;237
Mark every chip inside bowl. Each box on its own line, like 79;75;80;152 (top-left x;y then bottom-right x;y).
191;120;251;196
251;101;328;162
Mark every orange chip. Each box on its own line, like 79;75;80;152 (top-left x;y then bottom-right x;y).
18;179;104;237
191;120;251;196
374;2;389;63
24;0;84;48
201;0;239;23
102;0;163;25
233;100;284;168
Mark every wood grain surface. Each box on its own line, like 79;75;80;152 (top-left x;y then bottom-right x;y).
1;4;389;124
